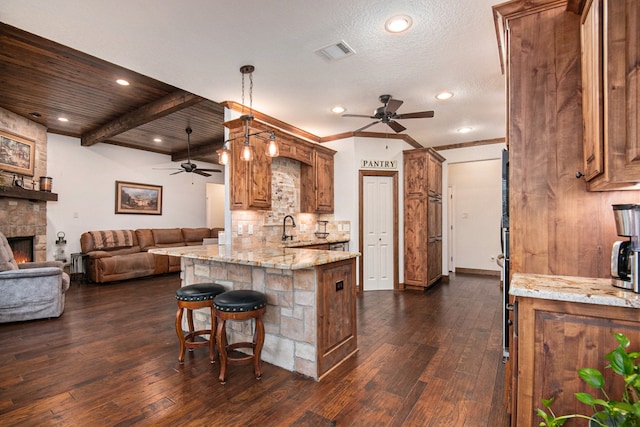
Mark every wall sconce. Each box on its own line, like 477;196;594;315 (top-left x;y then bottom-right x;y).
218;65;279;164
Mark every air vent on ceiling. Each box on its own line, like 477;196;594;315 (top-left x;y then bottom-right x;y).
314;40;356;62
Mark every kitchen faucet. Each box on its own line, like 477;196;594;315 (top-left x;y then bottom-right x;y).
282;215;296;241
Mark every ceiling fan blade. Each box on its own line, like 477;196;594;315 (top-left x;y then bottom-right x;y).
354;121;380;133
384;98;403;115
387;120;406;133
343;114;375;118
194;170;211;177
170;170;184;175
198;168;222;173
395;110;435;119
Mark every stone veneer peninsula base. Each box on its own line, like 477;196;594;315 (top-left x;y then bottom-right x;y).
150;245;359;381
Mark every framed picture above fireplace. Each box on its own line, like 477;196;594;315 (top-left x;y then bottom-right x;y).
0;131;35;177
115;181;163;215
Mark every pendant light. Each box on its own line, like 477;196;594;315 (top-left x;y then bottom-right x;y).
217;65;278;165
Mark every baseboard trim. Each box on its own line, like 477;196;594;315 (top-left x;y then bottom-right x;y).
454;268;501;277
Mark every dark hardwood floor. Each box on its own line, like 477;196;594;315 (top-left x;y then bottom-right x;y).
0;272;510;426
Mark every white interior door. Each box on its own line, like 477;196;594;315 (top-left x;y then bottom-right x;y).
363;176;394;291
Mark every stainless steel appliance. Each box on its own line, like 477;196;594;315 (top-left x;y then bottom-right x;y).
611;204;640;292
501;149;511;362
329;242;349;251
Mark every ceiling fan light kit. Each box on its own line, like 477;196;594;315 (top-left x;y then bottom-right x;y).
219;65;279;164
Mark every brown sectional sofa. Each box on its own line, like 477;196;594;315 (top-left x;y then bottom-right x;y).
80;227;222;284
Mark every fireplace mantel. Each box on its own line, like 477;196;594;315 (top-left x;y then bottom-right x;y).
0;185;58;202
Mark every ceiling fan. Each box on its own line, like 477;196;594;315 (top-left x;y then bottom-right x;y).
161;127;222;177
343;94;435;133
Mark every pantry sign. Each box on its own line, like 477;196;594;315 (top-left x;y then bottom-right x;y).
360;159;398;169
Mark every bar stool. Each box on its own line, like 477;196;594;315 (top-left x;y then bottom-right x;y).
213;290;267;384
175;283;227;364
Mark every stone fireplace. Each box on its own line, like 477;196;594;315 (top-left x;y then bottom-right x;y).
0;107;49;262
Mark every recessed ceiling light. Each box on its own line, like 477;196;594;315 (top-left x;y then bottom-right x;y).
57;117;69;122
331;106;346;114
436;91;454;100
385;16;412;33
116;79;130;86
153;138;162;143
457;127;473;133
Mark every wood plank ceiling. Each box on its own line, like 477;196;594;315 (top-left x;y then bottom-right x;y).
0;22;225;164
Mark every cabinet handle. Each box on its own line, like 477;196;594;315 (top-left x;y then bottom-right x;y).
575;171;585;179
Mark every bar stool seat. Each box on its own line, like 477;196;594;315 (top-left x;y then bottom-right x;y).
175;283;227;364
214;290;267;384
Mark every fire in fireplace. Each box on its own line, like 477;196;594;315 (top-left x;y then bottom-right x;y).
7;236;34;263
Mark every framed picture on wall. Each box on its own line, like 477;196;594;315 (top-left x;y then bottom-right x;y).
115;181;163;215
0;130;35;176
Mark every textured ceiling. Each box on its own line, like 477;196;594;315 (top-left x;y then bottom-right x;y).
0;0;505;148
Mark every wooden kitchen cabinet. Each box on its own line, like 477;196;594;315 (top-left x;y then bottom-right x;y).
316;258;357;378
228;125;272;210
301;146;335;213
581;0;640;190
513;293;640;426
403;147;445;289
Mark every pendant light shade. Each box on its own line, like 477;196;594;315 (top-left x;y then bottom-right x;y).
216;146;230;165
266;135;279;157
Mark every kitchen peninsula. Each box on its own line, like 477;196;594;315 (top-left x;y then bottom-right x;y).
150;244;359;381
509;273;640;425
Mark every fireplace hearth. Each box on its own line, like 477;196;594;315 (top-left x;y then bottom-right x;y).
7;236;34;263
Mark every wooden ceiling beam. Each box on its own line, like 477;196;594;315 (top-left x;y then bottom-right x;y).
81;90;205;146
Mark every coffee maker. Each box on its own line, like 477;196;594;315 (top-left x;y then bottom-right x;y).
611;204;640;292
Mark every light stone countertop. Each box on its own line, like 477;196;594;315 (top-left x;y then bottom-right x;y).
510;273;640;308
149;243;359;270
282;237;349;248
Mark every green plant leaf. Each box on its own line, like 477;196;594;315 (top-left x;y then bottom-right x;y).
614;333;631;348
579;367;605;389
575;392;597;405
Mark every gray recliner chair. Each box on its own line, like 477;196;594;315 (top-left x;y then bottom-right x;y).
0;232;70;323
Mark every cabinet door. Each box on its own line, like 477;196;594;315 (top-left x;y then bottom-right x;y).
404;197;427;285
315;150;334;213
404;151;426;196
316;259;357;377
229;136;272;210
427;239;442;284
581;0;604;181
427;154;443;196
301;149;334;213
584;0;640;189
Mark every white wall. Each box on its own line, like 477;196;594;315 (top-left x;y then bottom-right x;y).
46;133;224;257
324;136;413;283
439;143;505;273
206;183;225;228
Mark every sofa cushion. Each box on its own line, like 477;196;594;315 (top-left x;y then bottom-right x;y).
152;228;184;247
135;229;155;250
182;228;212;245
89;230;134;250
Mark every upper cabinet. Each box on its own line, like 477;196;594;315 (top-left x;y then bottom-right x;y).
301;146;335;213
228;127;272;210
581;0;640;190
224;118;335;212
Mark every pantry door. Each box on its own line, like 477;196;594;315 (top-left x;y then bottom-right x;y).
361;172;397;291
